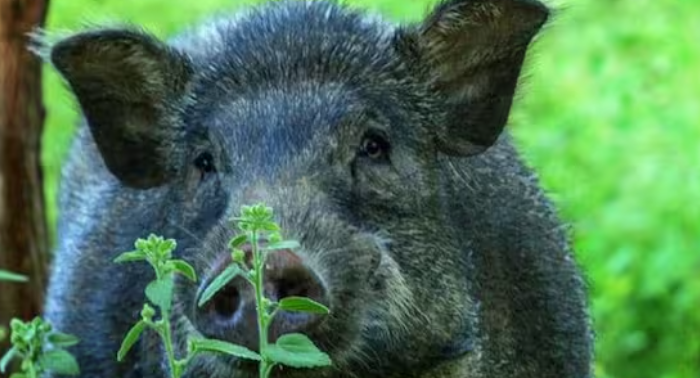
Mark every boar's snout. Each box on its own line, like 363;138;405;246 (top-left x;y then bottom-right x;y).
194;245;329;351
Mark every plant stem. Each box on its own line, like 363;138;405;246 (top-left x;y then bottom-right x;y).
154;269;179;378
29;336;40;378
160;314;179;378
251;230;272;378
28;361;37;378
263;362;276;377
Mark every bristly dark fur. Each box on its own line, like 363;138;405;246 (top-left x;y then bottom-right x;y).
41;1;593;377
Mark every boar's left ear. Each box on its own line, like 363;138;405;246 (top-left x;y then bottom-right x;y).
397;0;549;156
46;28;193;188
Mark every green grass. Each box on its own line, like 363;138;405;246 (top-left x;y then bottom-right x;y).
41;1;700;378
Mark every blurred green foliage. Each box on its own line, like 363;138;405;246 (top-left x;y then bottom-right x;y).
40;0;699;377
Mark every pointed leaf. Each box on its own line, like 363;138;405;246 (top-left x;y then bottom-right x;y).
278;297;329;314
40;349;80;375
48;332;80;347
264;240;300;251
275;333;325;353
260;222;281;232
113;251;146;263
190;339;260;361
169;260;197;282
157;239;177;258
198;265;243;307
161;238;177;252
117;320;147;362
0;270;27;282
120;326;145;357
229;234;248;249
9;373;27;378
267;333;331;368
0;346;17;373
145;276;174;313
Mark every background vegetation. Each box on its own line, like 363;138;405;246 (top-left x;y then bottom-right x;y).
40;0;699;377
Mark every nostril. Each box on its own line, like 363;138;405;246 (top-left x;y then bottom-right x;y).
209;284;241;322
276;278;308;299
267;263;328;341
195;248;328;348
276;269;315;299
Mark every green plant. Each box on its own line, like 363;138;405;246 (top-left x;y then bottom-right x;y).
0;271;79;377
114;234;199;378
1;270;79;378
199;203;331;378
0;317;80;378
0;270;28;283
115;235;264;378
115;203;332;378
0;270;27;343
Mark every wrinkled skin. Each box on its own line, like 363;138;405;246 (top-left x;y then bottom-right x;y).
42;0;593;377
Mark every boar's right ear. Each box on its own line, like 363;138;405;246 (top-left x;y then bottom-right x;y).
48;29;193;189
396;0;549;156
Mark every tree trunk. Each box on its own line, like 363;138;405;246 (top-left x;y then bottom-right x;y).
0;0;50;356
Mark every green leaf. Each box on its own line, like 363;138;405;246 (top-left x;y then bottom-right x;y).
267;333;331;368
278;297;329;314
0;346;17;373
231;248;246;264
236;221;253;232
48;332;80;348
40;349;80;375
0;270;28;282
260;222;281;232
140;304;156;322
9;373;27;378
190;339;260;361
229;234;248;249
264;240;300;251
117;321;147;362
268;232;282;244
113;251;146;263
135;237;152;254
145;276;174;313
169;260;197;282
157;238;177;257
197;265;243;307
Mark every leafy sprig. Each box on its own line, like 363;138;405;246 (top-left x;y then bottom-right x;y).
198;203;331;378
116;203;332;378
0;317;80;378
114;235;198;378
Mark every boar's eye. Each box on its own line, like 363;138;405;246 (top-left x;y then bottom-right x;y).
358;131;390;161
194;152;216;178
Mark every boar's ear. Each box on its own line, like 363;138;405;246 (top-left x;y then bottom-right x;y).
398;0;549;156
49;28;193;188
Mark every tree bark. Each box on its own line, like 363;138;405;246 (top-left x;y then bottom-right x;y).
0;0;50;356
